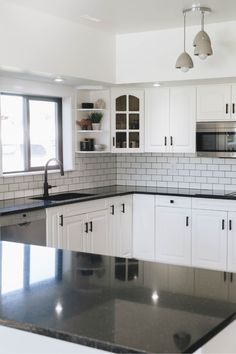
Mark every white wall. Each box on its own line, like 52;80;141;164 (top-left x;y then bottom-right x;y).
0;0;116;84
116;21;236;84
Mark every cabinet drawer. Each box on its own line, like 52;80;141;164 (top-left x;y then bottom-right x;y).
192;197;236;211
155;195;191;208
63;199;107;217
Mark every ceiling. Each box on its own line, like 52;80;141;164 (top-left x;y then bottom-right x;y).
6;0;236;34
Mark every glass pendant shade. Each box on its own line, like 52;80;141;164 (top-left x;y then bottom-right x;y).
175;12;193;72
194;38;213;59
193;30;211;47
175;52;193;72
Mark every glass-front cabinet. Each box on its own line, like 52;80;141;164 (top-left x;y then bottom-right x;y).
111;89;144;152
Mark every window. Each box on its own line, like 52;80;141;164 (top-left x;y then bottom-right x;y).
0;93;63;174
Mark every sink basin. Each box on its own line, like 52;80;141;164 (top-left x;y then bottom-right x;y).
31;192;95;201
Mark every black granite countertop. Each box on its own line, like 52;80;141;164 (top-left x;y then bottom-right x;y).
0;241;235;353
0;185;236;216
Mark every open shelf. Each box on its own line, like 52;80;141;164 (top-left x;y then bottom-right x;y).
75;150;109;154
77;130;104;133
76;108;105;112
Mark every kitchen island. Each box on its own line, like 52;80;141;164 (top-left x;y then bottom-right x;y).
0;241;235;353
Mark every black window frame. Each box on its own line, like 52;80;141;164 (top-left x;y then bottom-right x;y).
1;93;63;174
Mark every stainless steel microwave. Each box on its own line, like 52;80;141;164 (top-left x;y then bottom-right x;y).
196;122;236;158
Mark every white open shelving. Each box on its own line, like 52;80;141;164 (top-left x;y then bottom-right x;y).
75;89;111;154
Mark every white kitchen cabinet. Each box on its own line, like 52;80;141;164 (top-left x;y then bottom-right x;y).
111;88;144;152
155;206;191;266
62;213;85;252
169;87;196;153
133;194;155;261
85;209;109;255
227;212;236;272
145;88;170;153
197;85;232;121
108;195;132;257
192;209;228;271
145;87;196;154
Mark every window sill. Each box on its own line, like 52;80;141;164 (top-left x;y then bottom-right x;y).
1;169;74;178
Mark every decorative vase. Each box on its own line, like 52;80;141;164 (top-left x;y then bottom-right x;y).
92;123;101;130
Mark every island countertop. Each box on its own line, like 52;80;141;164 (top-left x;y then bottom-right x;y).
0;241;235;353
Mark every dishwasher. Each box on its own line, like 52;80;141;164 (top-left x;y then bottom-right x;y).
0;209;46;246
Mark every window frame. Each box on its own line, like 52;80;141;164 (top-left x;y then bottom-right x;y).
1;93;63;174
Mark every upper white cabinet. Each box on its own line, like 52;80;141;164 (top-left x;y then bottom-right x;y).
145;87;196;153
197;84;236;121
111;89;144;153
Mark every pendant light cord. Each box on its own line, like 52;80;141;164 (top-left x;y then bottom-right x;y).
183;12;186;52
201;11;205;31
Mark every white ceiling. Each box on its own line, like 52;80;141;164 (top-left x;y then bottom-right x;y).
6;0;236;34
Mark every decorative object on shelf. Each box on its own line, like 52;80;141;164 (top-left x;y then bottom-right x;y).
80;138;95;151
88;112;103;130
95;99;106;109
176;5;212;72
81;102;94;109
94;144;106;151
76;119;92;130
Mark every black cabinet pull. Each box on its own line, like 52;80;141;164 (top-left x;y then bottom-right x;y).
229;220;232;231
170;136;173;146
122;203;125;213
226;103;229;114
89;221;93;232
224;272;227;282
230;273;234;283
164;136;167;146
59;215;63;227
111;205;115;215
233;103;235;114
85;222;89;233
113;137;115;147
170;200;174;204
186;216;189;227
222;219;225;230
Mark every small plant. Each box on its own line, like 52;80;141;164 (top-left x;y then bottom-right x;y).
88;112;103;124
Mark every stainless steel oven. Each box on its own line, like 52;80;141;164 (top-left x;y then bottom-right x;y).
196;122;236;158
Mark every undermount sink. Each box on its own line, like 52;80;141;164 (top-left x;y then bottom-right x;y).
31;192;95;201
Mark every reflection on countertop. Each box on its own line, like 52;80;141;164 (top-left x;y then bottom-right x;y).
0;241;235;353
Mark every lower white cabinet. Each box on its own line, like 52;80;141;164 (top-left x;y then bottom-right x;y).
155;206;191;266
47;196;132;258
108;195;132;258
192;209;228;271
133;194;155;261
227;212;236;272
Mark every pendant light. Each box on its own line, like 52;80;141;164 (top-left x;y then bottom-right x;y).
175;12;193;72
193;9;213;60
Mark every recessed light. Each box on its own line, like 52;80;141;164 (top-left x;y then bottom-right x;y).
54;76;65;83
153;83;161;87
80;14;101;23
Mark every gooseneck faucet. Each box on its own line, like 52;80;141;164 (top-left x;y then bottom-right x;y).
43;158;64;198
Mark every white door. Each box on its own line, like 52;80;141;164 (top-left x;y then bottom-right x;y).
111;89;144;153
169;87;196;153
145;88;170;153
107;199;118;257
119;196;132;257
192;209;227;271
62;213;86;252
155;207;191;266
133;194;155;261
86;209;109;255
231;85;236;120
227;212;236;272
197;85;231;121
46;207;64;248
